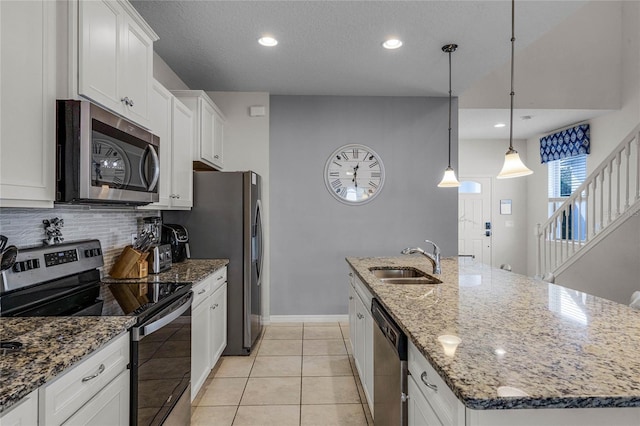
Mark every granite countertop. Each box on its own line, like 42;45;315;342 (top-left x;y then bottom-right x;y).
101;258;229;284
346;256;640;410
0;316;136;413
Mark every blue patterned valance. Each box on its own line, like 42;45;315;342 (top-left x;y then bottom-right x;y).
540;124;590;164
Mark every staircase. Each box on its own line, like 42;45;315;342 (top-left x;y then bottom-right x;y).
536;123;640;279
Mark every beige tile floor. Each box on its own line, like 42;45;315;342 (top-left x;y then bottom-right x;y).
191;322;374;426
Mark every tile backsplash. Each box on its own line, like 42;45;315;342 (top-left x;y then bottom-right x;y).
0;206;160;315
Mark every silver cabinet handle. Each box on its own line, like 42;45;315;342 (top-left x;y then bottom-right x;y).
214;155;219;159
197;289;206;295
357;313;364;319
121;97;132;106
214;303;219;308
420;372;438;392
349;296;353;300
216;275;224;281
349;272;353;277
82;364;105;382
129;98;134;107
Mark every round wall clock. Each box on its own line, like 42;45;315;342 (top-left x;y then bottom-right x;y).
324;144;385;205
91;138;130;188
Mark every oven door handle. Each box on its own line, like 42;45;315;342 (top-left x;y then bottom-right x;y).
132;292;193;342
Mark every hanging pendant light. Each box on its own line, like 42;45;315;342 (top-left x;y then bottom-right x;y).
497;0;533;179
438;43;461;188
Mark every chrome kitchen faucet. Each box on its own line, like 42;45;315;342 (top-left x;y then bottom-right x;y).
401;240;441;274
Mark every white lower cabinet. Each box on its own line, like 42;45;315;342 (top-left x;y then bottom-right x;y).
408;374;443;426
191;267;228;400
191;280;212;401
209;282;228;364
347;269;374;415
39;332;130;426
0;390;38;426
60;371;129;426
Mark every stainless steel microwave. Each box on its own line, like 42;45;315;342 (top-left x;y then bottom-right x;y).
56;100;160;205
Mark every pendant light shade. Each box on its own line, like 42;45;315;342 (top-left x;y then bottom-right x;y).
438;43;460;188
497;0;533;179
497;147;532;179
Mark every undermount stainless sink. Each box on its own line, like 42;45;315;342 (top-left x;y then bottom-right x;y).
369;267;442;285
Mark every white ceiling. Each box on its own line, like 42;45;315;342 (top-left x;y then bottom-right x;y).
130;0;620;139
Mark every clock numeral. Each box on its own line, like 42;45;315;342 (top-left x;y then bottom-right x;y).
93;143;101;154
352;148;359;158
339;187;348;198
369;161;379;168
369;181;378;188
332;161;342;167
371;172;381;178
340;152;349;161
368;154;375;161
329;171;339;177
112;176;123;187
331;179;342;189
105;147;114;157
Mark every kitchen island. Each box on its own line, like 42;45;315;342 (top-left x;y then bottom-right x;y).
347;256;640;425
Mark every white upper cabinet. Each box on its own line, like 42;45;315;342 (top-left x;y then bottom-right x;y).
0;0;56;208
172;90;226;170
78;0;157;129
140;80;193;210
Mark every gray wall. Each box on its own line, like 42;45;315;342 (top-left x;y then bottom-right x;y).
270;96;458;315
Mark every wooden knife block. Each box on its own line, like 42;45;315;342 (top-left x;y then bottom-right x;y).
109;246;149;279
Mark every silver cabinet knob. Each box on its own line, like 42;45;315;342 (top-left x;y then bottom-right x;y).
214;155;220;159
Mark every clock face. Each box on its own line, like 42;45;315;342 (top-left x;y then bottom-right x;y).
324;144;385;205
91;137;130;189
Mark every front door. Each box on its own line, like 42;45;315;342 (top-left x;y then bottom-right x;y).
458;177;492;265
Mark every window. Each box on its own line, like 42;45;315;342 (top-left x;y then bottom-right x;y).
548;154;587;240
548;154;587;198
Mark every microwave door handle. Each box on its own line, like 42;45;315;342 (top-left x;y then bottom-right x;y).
141;145;160;191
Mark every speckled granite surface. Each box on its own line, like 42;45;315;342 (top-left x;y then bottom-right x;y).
346;256;640;410
101;259;228;284
0;316;136;413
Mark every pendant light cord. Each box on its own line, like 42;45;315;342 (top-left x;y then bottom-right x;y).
509;0;515;152
448;48;453;168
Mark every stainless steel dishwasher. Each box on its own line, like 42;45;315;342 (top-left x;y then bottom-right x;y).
372;298;408;426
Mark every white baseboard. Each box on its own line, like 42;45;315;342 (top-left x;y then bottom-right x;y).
265;314;349;325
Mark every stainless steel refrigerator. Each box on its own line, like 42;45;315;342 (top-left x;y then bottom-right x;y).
163;171;263;355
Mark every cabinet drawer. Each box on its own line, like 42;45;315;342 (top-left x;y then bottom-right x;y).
408;374;443;426
210;267;227;292
192;279;213;308
40;332;130;426
351;274;373;309
408;341;462;426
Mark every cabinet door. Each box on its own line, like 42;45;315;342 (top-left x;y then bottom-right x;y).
191;296;211;400
210;282;228;367
0;390;38;426
211;110;224;169
61;371;130;426
408;375;443;426
140;80;172;209
78;0;122;113
353;293;366;379
363;306;374;410
200;100;216;166
348;285;356;353
171;99;194;208
0;0;55;208
119;13;152;128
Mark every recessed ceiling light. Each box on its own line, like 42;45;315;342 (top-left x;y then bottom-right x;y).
382;39;403;49
258;36;278;47
494;123;506;128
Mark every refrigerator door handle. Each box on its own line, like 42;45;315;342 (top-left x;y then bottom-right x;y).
255;199;264;286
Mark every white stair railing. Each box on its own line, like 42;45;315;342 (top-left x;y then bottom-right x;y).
536;123;640;278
